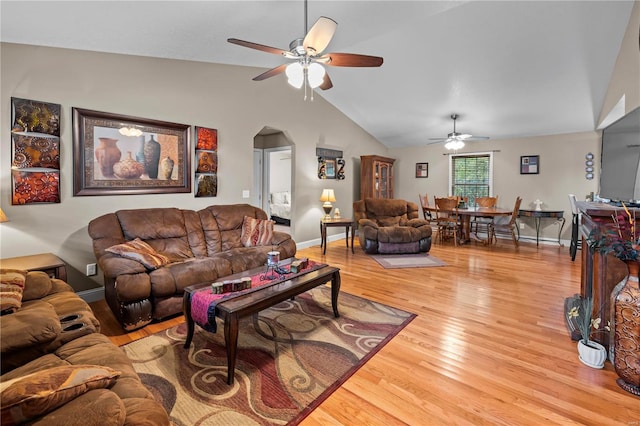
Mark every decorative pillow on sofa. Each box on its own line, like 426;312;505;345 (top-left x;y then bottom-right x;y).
0;269;27;315
105;238;170;270
0;364;121;424
241;216;274;247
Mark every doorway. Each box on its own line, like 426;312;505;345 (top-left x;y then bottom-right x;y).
252;127;293;230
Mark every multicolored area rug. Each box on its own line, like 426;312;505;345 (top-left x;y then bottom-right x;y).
122;286;414;425
370;253;447;269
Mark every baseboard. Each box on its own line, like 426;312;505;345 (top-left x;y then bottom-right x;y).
296;234;344;250
78;287;104;303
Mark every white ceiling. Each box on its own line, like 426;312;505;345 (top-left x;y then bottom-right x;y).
1;1;635;148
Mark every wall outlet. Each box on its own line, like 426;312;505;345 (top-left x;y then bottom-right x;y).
520;223;525;230
86;263;97;276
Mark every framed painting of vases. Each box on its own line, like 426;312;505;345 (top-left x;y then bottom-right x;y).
72;108;191;196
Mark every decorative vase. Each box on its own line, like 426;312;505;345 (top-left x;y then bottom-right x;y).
612;260;640;396
143;135;161;179
135;135;145;165
95;138;121;178
577;339;607;369
159;156;174;180
113;151;144;179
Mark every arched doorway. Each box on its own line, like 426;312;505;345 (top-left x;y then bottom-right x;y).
253;127;293;230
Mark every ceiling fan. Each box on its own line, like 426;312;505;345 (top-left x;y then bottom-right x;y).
227;0;383;99
427;114;490;150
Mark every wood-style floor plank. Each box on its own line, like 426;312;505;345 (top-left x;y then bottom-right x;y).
91;237;640;425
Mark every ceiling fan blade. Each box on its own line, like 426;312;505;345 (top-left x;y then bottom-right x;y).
428;138;448;141
303;17;337;56
321;52;384;67
252;64;287;81
227;38;289;56
467;136;490;141
458;134;473;140
318;72;333;90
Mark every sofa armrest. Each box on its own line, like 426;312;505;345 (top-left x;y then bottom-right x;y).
406;218;430;228
0;301;61;354
358;219;378;229
98;253;147;278
271;231;291;246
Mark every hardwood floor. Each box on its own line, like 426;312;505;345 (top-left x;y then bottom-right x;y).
91;238;640;425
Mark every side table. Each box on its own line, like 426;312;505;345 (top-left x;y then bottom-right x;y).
0;253;67;281
517;209;565;246
320;219;355;255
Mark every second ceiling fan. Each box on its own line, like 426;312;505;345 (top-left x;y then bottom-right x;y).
227;0;383;98
428;114;490;150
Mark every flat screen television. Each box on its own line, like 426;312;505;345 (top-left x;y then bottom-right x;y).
599;106;640;202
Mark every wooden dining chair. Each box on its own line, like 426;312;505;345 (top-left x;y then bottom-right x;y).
489;196;522;246
419;194;438;228
472;196;499;241
434;197;462;246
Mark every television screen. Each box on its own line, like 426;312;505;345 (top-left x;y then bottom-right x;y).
599;107;640;202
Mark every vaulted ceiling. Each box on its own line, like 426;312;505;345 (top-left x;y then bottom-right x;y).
1;1;634;148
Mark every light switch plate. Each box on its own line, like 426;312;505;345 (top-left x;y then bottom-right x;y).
242;190;250;198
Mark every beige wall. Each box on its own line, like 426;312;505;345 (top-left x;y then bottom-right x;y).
599;1;640;123
0;43;385;291
390;131;600;242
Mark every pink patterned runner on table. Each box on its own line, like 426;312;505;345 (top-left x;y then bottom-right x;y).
190;260;326;332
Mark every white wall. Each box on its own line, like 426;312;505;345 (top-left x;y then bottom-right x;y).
0;43;385;291
391;131;600;242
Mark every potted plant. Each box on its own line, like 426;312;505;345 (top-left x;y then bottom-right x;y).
568;296;609;368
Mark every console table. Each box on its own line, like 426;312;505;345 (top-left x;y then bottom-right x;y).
320;219;355;254
518;209;565;246
0;253;67;281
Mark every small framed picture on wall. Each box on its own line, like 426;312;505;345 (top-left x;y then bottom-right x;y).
416;162;428;178
520;155;539;174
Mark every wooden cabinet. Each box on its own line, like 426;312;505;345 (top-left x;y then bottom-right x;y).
577;202;630;350
360;155;395;199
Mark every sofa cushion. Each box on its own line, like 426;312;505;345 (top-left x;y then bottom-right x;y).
240;216;274;247
22;271;53;302
0;364;120;424
0;269;26;314
106;239;170;270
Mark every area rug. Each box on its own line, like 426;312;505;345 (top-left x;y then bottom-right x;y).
369;253;447;269
122;286;414;425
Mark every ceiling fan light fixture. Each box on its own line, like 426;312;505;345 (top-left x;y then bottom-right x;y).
286;62;304;88
444;140;464;150
307;62;326;88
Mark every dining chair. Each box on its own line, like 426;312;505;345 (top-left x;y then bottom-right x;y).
434;197;462;246
489;196;522;246
568;194;582;261
472;196;499;241
418;194;438;228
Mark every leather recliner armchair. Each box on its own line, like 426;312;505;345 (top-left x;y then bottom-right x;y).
353;198;432;254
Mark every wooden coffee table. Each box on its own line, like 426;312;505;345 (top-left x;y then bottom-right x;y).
183;261;341;385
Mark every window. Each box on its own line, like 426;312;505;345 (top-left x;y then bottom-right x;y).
449;152;493;205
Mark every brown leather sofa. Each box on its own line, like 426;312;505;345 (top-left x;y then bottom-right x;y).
0;271;169;425
354;198;432;254
88;204;297;331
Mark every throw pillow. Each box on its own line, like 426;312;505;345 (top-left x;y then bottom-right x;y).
105;238;170;270
240;216;274;247
0;364;120;424
0;269;27;314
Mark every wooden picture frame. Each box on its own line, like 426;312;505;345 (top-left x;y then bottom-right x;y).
72;108;191;195
520;155;539;175
416;162;428;178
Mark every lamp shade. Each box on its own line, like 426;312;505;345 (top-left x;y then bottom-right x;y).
286;62;304;89
320;189;336;203
0;208;8;223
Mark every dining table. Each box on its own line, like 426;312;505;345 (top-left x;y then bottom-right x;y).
423;205;513;244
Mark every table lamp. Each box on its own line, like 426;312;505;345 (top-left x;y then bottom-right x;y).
320;189;336;221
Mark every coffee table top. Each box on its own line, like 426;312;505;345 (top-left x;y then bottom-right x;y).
185;258;339;316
